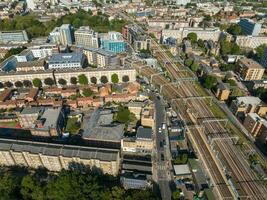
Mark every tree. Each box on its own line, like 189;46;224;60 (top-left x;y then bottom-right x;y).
190;61;199;72
255;44;266;61
44;77;55;86
111;73;119;84
227;24;242;35
23;80;32;88
20;175;44;200
14;81;23;88
82;88;93;97
187;32;197;43
78;74;88;85
122;75;129;83
4;81;13;88
115;106;131;123
197;39;205;49
70;77;77;85
203;75;217;89
58;78;67;86
184;58;194;67
172;189;181;200
0;82;4;89
0;172;20;200
100;76;108;84
230;43;241;54
90;77;97;84
32;78;42;88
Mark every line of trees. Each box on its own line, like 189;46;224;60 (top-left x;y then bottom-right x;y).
0;166;157;200
0;74;130;89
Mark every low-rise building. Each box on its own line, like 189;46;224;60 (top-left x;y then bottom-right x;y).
141;103;154;128
128;101;144;120
30;107;65;137
0;30;29;44
238;58;264;81
18;107;43;128
243;113;267;138
16;59;45;72
215;82;231;101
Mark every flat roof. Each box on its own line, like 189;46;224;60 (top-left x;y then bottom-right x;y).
21;107;43;115
82;109;124;142
136;127;152;139
49;53;83;64
239;58;264;69
236;96;261;106
0;138;119;162
173;164;191;176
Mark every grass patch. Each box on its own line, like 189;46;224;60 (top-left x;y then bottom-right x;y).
65;117;81;134
194;83;209;97
0;121;19;128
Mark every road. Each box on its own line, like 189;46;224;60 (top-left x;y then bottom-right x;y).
153;93;172;200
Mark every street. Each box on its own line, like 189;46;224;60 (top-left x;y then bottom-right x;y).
152;93;172;200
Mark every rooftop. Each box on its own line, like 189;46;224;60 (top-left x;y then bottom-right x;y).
236;96;262;106
40;107;62;129
0;138;119;162
49;53;84;64
239;58;264;69
173;164;191;176
21;107;43;115
136;127;152;140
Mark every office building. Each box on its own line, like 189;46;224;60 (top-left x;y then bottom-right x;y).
48;53;86;69
0;138;120;175
49;24;74;45
239;18;262;36
238;58;265;81
75;26;99;48
83;48;119;68
0;30;29;44
100;32;126;53
235;35;267;49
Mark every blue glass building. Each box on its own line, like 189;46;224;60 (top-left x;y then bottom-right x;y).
100;32;126;53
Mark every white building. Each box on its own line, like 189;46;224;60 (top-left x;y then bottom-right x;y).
175;0;190;6
26;0;36;10
162;27;222;42
235;36;267;49
48;53;86;69
30;44;57;58
74;26;99;48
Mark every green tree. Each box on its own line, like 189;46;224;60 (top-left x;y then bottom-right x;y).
58;78;67;86
197;39;205;49
44;77;55;86
203;75;217;89
115;106;131;123
100;76;108;84
70;77;77;85
20;175;44;200
0;172;20;200
32;78;42;88
0;82;4;89
14;81;23;88
230;43;241;54
187;32;197;43
82;88;93;97
78;74;88;85
111;73;119;84
227;24;242;35
172;189;181;200
90;77;97;84
184;58;194;67
255;44;266;61
23;80;32;88
122;75;129;83
190;61;199;72
4;81;13;88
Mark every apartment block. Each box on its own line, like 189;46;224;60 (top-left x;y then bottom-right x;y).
49;24;74;45
230;96;267;118
243;113;266;138
238;58;265;81
75;26;99;48
0;138;120;175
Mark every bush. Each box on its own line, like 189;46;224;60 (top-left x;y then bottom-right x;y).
82;88;93;97
32;78;42;88
111;73;119;84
